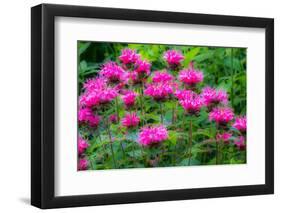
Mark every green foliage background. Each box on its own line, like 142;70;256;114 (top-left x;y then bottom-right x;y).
78;41;246;169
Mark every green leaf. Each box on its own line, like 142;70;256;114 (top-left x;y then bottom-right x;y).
127;149;143;158
78;42;91;56
193;51;214;62
179;158;201;166
183;47;200;66
168;130;178;145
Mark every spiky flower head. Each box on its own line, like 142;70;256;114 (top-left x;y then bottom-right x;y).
152;71;174;83
201;87;228;106
234;136;246;150
232;116;247;133
121;113;140;128
138;125;168;146
163;50;184;69
179;62;203;86
209;107;234;125
144;82;174;101
179;92;203;115
78;158;88;171
78;108;100;127
134;59;151;77
100;61;125;83
78;137;89;155
216;132;232;144
121;90;138;108
119;48;140;65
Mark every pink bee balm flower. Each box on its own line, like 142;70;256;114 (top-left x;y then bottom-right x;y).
78;158;88;171
119;48;140;64
144;82;174;101
98;87;119;104
114;82;126;91
179;93;203;115
138;125;168;146
233;116;247;132
78;137;89;155
216;132;232;143
83;77;107;92
78;108;100;127
88;115;100;127
121;90;138;108
130;71;140;83
209;107;234;125
121;113;140;128
100;61;125;83
234;136;246;150
109;114;118;124
122;70;141;85
174;89;195;100
78;93;87;107
179;63;204;86
134;59;151;76
152;71;174;83
163;50;184;67
129;70;139;82
201;87;228;106
79;92;99;108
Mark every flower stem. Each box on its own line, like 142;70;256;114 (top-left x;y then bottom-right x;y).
120;141;126;158
90;159;95;170
231;48;234;108
215;124;219;165
132;143;138;166
188;119;193;166
140;81;146;125
159;101;164;124
106;119;117;169
115;97;120;122
97;127;106;153
140;145;146;167
172;101;178;124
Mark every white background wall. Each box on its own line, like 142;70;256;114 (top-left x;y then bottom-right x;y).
0;0;279;212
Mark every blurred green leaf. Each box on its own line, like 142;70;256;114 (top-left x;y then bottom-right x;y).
78;42;91;56
183;47;200;66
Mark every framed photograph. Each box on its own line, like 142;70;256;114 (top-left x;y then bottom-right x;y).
31;4;274;209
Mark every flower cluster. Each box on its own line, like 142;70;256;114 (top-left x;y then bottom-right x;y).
80;84;118;108
78;137;89;155
134;59;151;77
216;132;232;143
121;90;138;108
100;61;125;83
152;71;174;83
83;77;107;92
234;136;246;150
233;116;247;132
201;86;228;107
145;82;174;101
109;114;118;123
139;125;168;146
119;48;140;65
209;107;235;125
78;108;100;127
163;50;184;69
178;90;203;115
179;63;204;87
78;46;247;170
174;89;195;100
78;158;89;171
121;113;140;128
78;136;89;170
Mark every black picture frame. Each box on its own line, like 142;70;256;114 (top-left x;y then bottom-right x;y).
31;3;274;209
